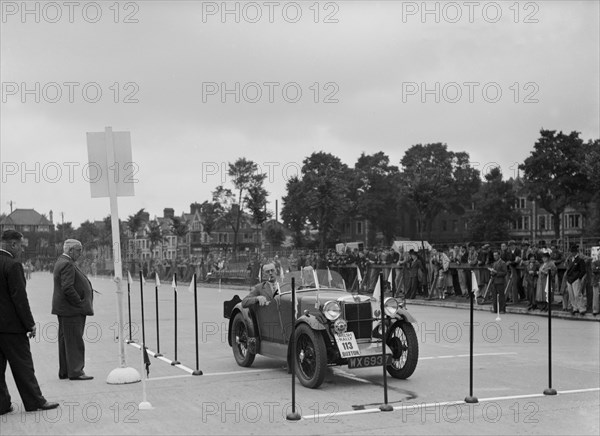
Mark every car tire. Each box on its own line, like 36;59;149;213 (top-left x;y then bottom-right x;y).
294;324;327;389
386;321;418;379
231;313;256;367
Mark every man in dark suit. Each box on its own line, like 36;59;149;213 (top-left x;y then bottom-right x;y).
242;263;278;307
565;245;587;315
52;239;94;381
489;249;508;314
0;230;59;414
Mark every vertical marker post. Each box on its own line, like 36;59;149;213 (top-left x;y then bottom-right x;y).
286;277;301;421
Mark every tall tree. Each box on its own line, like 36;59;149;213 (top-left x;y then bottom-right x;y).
147;221;164;258
352;152;401;245
199;200;222;242
170;216;189;258
75;220;100;249
127;208;146;236
227;158;264;252
298;152;352;250
468;167;518;242
400;143;480;240
582;139;600;234
281;176;308;247
56;222;74;241
244;174;271;248
519;130;591;239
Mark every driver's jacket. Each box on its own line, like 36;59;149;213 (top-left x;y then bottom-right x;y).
242;281;278;308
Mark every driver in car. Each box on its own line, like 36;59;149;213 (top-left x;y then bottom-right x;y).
242;263;279;307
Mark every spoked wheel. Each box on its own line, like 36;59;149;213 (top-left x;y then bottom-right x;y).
231;313;255;367
386;321;418;379
294;324;327;389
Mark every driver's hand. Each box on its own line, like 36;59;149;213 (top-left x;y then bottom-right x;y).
28;325;37;339
257;296;269;306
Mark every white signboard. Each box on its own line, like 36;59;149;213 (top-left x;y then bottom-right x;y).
87;130;135;198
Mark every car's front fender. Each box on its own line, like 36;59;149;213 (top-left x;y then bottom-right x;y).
227;305;258;347
392;308;417;324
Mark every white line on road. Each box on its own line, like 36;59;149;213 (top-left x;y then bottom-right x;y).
127;342;195;374
420;352;518;360
146;368;282;382
302;387;600;420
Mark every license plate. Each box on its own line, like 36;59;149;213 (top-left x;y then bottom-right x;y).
334;332;360;358
348;354;392;369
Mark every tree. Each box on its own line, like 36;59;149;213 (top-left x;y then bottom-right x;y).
170;216;189;256
212;185;237;244
264;224;285;248
244;174;271;248
293;152;352;250
147;221;164;257
127;208;146;237
468;167;518;242
351;152;401;245
281;176;308;247
56;222;74;241
228;158;264;253
199;200;221;242
519;130;591;240
400;143;480;240
582;139;600;234
75;220;100;249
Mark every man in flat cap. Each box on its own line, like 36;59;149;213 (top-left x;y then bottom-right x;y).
0;230;59;414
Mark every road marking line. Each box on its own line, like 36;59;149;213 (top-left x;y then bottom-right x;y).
302;387;600;420
332;368;371;384
203;368;282;377
127;342;194;374
420;352;517;360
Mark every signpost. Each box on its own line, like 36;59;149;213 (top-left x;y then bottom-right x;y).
87;126;140;384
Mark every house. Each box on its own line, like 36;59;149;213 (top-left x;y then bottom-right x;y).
0;208;55;257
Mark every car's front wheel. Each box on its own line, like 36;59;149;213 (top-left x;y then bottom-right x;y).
386;321;418;379
231;313;255;367
294;324;327;389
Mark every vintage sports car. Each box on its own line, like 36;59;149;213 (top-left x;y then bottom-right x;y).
223;268;418;389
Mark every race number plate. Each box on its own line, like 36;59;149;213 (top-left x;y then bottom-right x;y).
348;354;392;369
334;332;360;358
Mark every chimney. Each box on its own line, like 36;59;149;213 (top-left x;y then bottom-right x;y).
49;210;54;224
164;208;175;219
190;203;201;215
275;199;278;222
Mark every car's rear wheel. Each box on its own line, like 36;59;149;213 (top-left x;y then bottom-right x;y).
294;324;327;389
386;321;418;379
231;313;255;367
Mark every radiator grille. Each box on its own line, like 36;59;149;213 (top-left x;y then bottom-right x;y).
343;302;372;340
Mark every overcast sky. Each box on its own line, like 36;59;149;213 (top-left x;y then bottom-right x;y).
1;0;599;227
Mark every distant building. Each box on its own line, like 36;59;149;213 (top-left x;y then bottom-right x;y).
0;208;55;257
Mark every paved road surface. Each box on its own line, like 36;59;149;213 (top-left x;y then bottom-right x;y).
1;272;598;435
